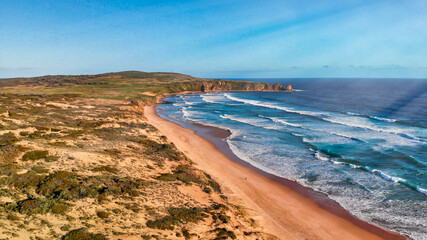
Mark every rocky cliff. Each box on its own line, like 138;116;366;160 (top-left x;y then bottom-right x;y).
201;81;232;92
201;81;292;92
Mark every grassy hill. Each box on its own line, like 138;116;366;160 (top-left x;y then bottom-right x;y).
0;71;262;103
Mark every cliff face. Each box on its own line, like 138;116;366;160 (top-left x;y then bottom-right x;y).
201;81;292;92
201;81;232;92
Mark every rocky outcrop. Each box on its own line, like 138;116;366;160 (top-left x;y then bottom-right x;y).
201;81;232;92
200;81;293;92
272;83;284;91
243;83;273;91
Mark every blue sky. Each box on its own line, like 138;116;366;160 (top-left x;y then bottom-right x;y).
1;0;427;78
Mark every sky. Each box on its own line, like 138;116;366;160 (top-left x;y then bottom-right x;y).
1;0;427;78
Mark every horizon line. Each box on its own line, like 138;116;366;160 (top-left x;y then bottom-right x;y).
1;71;427;80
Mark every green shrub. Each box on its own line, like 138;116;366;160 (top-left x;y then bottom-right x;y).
96;210;110;219
205;173;222;193
17;199;41;215
9;172;45;189
0;132;18;146
203;187;212;194
36;171;145;200
48;141;70;147
28;131;44;139
214;228;237;240
35;126;50;131
0;145;25;163
60;225;71;232
0;163;19;176
51;203;69;215
97;194;108;203
105;177;145;197
63;130;85;138
45;155;60;162
211;203;228;210
145;165;155;170
22;150;49;161
61;228;106;240
32;166;49;173
15;198;70;215
93;165;118;174
156;165;203;184
7;215;20;221
92;127;124;140
168;207;206;222
77;121;106;129
146;207;207;230
112;208;121;214
103;148;121;156
218;213;230;224
137;139;184;161
19;131;29;136
157;165;222;193
182;229;191;239
36;171;81;198
123;203;141;213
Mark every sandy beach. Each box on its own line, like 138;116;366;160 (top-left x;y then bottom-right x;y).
145;104;407;240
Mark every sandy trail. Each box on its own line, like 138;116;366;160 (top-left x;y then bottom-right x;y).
145;104;394;240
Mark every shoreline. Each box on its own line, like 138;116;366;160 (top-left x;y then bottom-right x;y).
145;95;408;240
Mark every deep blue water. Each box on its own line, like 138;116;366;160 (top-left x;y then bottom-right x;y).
157;78;427;239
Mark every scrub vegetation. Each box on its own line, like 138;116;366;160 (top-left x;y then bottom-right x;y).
0;71;277;239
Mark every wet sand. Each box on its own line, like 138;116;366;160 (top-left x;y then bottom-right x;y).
145;103;408;240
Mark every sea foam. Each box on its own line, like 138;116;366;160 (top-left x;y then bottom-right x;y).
262;116;302;127
224;93;423;144
201;94;225;104
223;93;322;117
370;116;397;123
220;114;279;130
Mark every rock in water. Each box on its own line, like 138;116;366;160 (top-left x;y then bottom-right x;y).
272;83;284;91
285;85;293;91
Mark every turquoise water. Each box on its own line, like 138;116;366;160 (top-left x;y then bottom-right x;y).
158;79;427;239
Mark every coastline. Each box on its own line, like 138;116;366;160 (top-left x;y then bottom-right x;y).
145;95;408;240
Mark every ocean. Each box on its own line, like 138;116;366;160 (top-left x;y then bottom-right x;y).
157;78;427;240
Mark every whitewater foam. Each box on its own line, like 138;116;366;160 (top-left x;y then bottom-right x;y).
226;139;285;179
181;97;198;105
262;116;302;127
323;115;421;143
370;116;397;123
220;114;280;130
314;151;329;161
356;167;427;196
201;94;225;104
224;93;423;144
223;93;323;117
371;169;407;183
181;107;195;120
417;187;427;195
346;111;363;116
